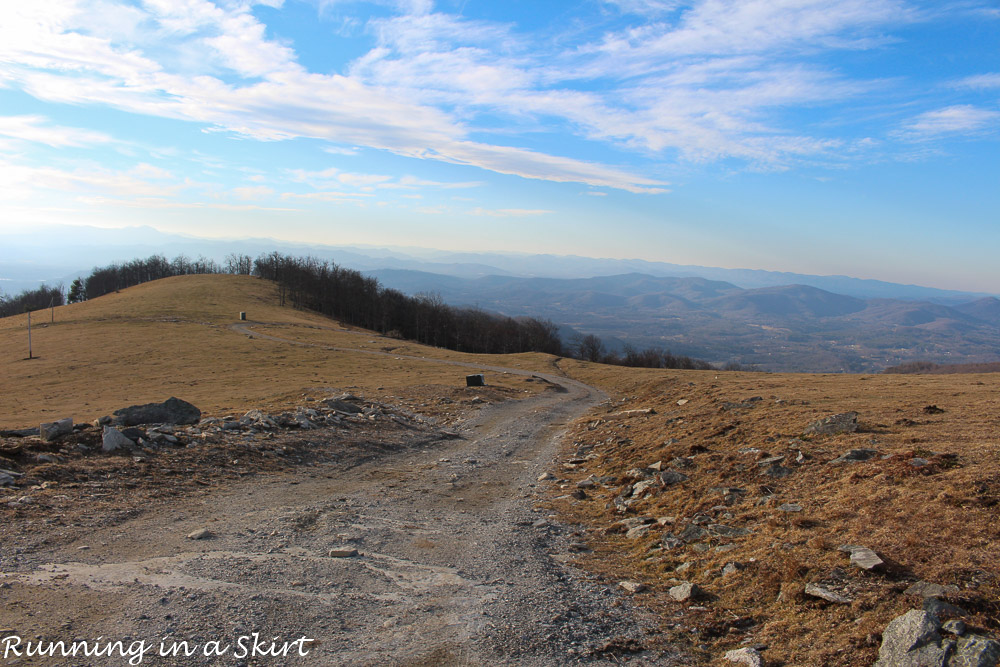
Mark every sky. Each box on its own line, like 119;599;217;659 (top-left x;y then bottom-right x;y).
0;0;998;291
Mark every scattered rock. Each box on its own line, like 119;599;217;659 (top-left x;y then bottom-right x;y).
829;448;879;464
113;397;201;426
760;464;793;478
625;524;652;540
708;524;750;538
839;545;884;571
661;535;684;550
0;473;15;487
724;647;763;667
576;479;596;489
905;581;961;598
328;548;359;558
804;584;852;604
804;412;859;436
187;528;212;540
631;479;659;497
875;610;1000;667
778;503;803;512
619;581;647;594
669;582;702;602
923;405;946;415
102;426;135;452
676;399;689;406
943;620;967;636
659;470;689;486
39;417;73;442
537;472;556;481
323;398;363;414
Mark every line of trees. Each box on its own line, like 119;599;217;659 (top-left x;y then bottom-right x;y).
0;285;65;318
570;333;717;370
33;251;731;371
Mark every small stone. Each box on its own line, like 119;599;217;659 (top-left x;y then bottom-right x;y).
661;535;684;550
804;583;851;604
724;647;763;667
943;620;967;636
905;581;961;598
626;525;652;540
804;412;859;436
679;525;710;542
669;582;702;601
778;503;803;512
659;470;689;486
537;472;555;481
102;426;135;452
676;399;689;406
761;464;793;478
631;479;659;496
830;448;879;464
675;561;692;573
648;461;664;471
709;524;750;538
576;479;596;489
839;545;884;570
909;458;930;467
328;548;359;558
722;562;742;576
619;581;647;594
186;528;212;540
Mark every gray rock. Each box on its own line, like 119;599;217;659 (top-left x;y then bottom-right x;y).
576;478;596;489
675;561;692;573
925;598;969;619
952;634;1000;667
778;503;804;512
619;581;647;594
113;397;201;426
875;610;951;667
679;525;710;542
631;479;658;496
761;464;794;478
329;548;359;558
39;417;73;442
709;524;750;538
906;581;961;598
661;535;684;550
830;448;880;464
323;399;363;414
0;473;15;487
187;528;212;540
910;457;931;467
756;455;786;467
804;583;852;604
944;620;967;636
724;647;763;667
625;525;652;540
669;582;702;601
102;426;135;452
659;470;689;486
804;412;859;436
839;545;884;570
722;562;742;576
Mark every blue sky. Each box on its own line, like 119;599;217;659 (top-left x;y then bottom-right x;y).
0;0;998;290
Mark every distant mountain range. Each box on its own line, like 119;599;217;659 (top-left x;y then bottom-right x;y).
3;224;998;372
368;269;1000;373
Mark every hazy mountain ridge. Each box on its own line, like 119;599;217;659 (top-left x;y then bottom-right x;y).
368;268;1000;373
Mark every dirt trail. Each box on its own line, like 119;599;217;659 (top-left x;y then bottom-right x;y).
0;328;684;665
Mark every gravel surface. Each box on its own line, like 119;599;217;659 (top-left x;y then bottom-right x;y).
0;371;689;666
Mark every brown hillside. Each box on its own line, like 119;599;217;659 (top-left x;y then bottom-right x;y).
0;274;546;429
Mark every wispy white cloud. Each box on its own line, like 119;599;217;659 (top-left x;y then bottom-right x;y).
0;115;112;148
954;73;1000;90
897;105;1000;139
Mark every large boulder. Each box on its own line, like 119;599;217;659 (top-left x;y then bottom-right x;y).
876;609;1000;667
112;397;201;426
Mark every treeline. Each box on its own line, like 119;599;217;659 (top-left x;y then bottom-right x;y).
883;360;1000;375
570;333;719;371
83;254;222;300
248;252;563;355
55;251;730;370
0;285;64;318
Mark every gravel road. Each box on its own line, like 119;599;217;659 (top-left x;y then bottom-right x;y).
1;351;686;665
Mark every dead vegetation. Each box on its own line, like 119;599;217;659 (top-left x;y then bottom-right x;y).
544;363;1000;664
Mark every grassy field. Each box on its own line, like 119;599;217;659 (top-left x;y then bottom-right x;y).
0;275;547;428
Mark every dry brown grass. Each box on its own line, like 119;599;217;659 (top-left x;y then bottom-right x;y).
0;275;545;428
547;361;1000;664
